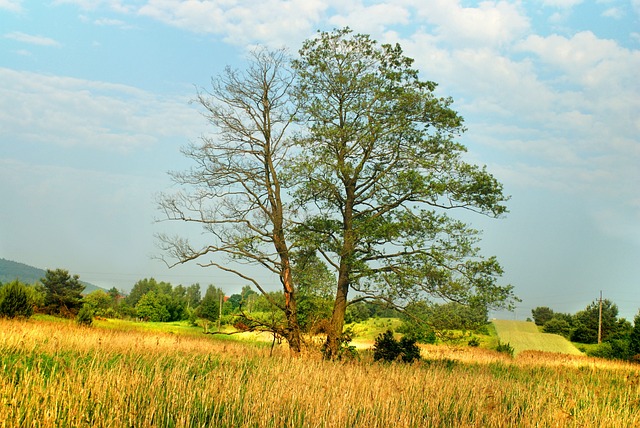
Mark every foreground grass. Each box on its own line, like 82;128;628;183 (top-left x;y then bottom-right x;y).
1;318;639;427
493;319;583;356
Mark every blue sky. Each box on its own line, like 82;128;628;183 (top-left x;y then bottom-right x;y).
1;0;639;320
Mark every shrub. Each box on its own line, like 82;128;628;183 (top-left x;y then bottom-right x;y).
468;337;480;347
76;305;94;327
496;341;514;357
373;330;421;363
0;280;33;318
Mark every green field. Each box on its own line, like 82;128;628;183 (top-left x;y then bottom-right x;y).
493;319;583;356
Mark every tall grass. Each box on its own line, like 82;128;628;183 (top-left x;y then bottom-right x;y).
1;318;639;427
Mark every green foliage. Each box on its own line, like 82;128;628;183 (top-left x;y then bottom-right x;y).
290;27;515;357
630;311;640;357
0;280;34;318
135;291;170;322
542;317;572;338
468;337;480;347
531;307;554;326
570;300;622;344
373;330;421;363
496;341;514;357
76;305;93;326
40;269;85;316
196;285;224;323
586;340;632;360
398;300;486;343
83;290;113;317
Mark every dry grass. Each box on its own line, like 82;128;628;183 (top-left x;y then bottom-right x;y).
1;318;639;427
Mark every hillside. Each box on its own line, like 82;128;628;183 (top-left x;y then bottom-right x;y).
493;319;583;356
0;258;105;293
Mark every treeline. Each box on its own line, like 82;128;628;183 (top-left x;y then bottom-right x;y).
531;301;640;360
0;268;490;342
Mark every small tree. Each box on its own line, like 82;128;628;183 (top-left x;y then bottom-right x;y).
531;307;554;326
197;285;224;331
0;280;33;318
76;305;94;326
40;269;85;316
373;330;421;363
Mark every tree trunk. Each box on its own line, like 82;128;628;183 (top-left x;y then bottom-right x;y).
281;259;302;355
323;268;349;359
324;181;355;359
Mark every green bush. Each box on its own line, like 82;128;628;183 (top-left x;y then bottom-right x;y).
468;337;480;347
0;280;33;318
496;341;514;357
373;330;421;363
76;305;94;326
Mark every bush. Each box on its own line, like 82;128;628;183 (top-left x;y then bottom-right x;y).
0;280;33;318
496;341;514;357
76;305;94;326
373;330;421;363
468;337;480;347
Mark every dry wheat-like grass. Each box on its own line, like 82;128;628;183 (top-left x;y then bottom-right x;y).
1;318;639;427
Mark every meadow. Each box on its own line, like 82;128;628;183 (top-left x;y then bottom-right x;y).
1;317;639;427
492;319;584;356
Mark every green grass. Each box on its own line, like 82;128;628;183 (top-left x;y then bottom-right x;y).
492;320;583;356
347;317;403;341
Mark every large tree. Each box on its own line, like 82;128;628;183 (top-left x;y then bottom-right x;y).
157;48;303;353
40;268;85;316
291;28;516;358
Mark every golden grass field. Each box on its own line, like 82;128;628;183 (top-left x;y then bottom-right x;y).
1;317;639;427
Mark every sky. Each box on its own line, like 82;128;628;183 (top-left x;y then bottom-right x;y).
1;0;639;320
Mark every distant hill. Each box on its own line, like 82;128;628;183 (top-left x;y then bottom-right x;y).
0;258;105;294
492;319;583;356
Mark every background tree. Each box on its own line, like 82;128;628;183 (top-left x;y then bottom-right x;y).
542;317;572;338
197;285;226;331
291;28;515;358
0;280;33;318
157;48;303;353
629;311;640;358
571;299;621;344
83;290;113;317
40;268;85;316
135;291;171;322
531;307;554;326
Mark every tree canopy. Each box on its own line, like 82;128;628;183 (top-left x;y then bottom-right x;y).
40;268;85;316
290;28;515;357
157;28;516;358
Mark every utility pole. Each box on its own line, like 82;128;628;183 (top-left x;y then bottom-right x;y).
598;290;603;344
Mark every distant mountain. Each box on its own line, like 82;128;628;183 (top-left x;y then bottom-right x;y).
0;258;105;293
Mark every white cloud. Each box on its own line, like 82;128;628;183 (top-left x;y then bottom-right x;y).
407;0;530;49
602;7;623;18
138;0;332;47
541;0;583;8
328;2;411;34
0;68;203;152
0;0;22;12
4;31;61;47
52;0;134;13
